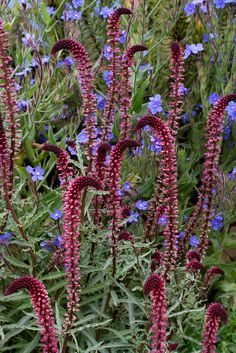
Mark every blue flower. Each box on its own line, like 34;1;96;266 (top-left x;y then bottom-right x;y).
68;146;77;155
22;33;36;47
46;6;55;16
123;181;131;191
40;240;53;251
178;231;185;239
72;0;84;8
18;99;27;111
229;166;236;180
214;0;226;9
149;135;162;155
100;6;114;18
135;200;149;210
148;94;163;114
139;63;153;74
96;94;105;110
119;31;126;44
103;70;112;85
0;232;13;245
103;45;113;60
184;43;204;59
178;84;189;95
128;211;140;223
77;129;89;144
208;93;221;105
50;210;62;220
30;58;38;68
211;213;223;231
158;215;168;225
226;101;236;121
26;165;45;181
42;56;50;64
54;235;64;248
184;3;196;16
189;235;199;247
182;114;190;124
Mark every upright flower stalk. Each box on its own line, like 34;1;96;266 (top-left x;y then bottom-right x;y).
101;8;132;142
181;94;236;256
63;176;102;332
201;303;227;353
0;19;21;195
51;39;97;172
119;45;147;139
0;114;10;204
135;116;179;277
107;139;139;275
4;276;59;353
168;41;185;138
144;274;167;353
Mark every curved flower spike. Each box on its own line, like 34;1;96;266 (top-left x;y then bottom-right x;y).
186;250;201;262
120;45;147;139
201;303;227;353
37;143;77;187
135;115;179;277
4;276;59;353
186;260;204;272
51;39;97;172
95;142;111;181
203;266;224;288
63;176;102;330
144;274;167;353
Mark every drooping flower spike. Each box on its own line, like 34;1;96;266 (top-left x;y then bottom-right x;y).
181;94;236;256
144;274;167;353
4;276;59;353
51;39;97;172
119;45;147;139
94;142;111;181
101;8;132;142
35;143;77;187
135;115;179;277
201;303;227;353
203;266;224;289
168;41;185;138
0;19;21;195
63;176;102;330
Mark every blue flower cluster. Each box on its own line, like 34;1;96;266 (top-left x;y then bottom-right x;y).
184;43;204;59
211;212;223;231
26;166;45;182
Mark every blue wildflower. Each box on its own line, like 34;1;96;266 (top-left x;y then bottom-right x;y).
30;58;38;68
149;135;162;155
158;215;168;225
18;99;27;111
135;200;149;211
184;3;196;16
26;165;45;181
182;114;190;124
100;6;114;18
46;6;55;15
214;0;226;9
68;146;77;155
229;166;236;180
103;70;112;85
123;181;131;191
211;213;223;231
77;130;89;144
96;94;105;110
226;101;236;121
189;235;199;247
42;56;50;64
139;63;153;74
40;240;53;251
0;232;13;245
148;94;163;114
50;210;62;221
119;31;126;44
208;93;221;105
22;33;36;47
103;45;113;60
128;211;140;223
54;235;64;248
184;43;204;59
72;0;84;8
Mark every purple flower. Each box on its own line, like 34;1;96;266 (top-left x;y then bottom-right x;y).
0;232;13;245
103;70;112;85
15;82;22;91
211;213;223;231
178;231;185;239
139;63;153;74
72;0;84;8
182;114;190;124
46;6;55;15
103;45;113;60
40;240;53;251
26;165;45;182
54;235;64;248
178;84;189;95
42;56;50;64
189;235;199;247
56;56;74;68
100;6;114;18
30;58;38;68
119;31;126;44
148;94;163;114
68;146;77;155
228;166;236;180
149;135;162;155
77;129;89;144
208;93;221;105
214;0;226;9
158;215;168;225
128;211;140;223
184;3;196;16
184;43;204;59
18;99;27;111
22;33;36;47
226;101;236;121
135;200;149;210
96;94;105;110
50;210;62;220
123;181;131;191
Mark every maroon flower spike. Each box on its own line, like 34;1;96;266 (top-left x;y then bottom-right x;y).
63;176;102;330
186;250;201;262
4;276;59;353
0;114;10;203
144;274;167;353
151;249;163;272
186;260;204;272
95;142;111;181
51;39;97;172
204;266;224;288
118;231;134;242
107;139;139;275
181;94;236;256
201;303;227;353
101;8;132;142
135;116;179;277
168;41;185;138
0;20;21;194
40;143;77;187
119;45;147;139
168;343;179;351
